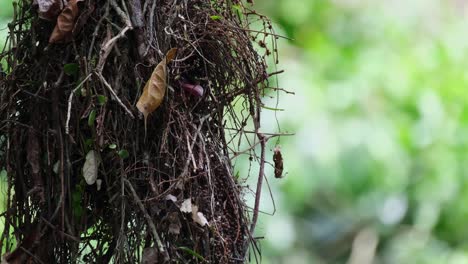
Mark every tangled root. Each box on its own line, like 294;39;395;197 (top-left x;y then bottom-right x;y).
0;0;283;263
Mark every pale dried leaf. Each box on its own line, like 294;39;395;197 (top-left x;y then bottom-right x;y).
180;198;192;213
190;205;209;227
193;212;209;227
165;194;177;202
96;179;102;191
34;0;63;21
82;150;100;185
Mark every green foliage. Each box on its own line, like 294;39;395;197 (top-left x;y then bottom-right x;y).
118;149;129;159
0;0;13;52
64;63;79;77
210;15;222;20
108;143;117;150
250;0;468;263
87;109;96;127
97;95;108;105
177;246;205;261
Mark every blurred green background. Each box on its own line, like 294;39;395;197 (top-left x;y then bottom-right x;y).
4;0;468;263
251;0;468;263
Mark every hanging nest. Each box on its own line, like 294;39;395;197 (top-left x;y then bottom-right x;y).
0;0;283;263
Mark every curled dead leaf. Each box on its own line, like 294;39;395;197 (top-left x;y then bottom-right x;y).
179;199;209;226
136;48;177;133
273;146;283;178
191;205;209;227
49;0;82;43
165;194;177;202
193;212;209;227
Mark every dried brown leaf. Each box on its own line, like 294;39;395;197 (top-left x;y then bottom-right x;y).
136;48;177;133
273;146;283;178
49;0;81;43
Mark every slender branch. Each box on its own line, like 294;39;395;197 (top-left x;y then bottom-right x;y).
124;179;169;260
110;0;132;27
96;25;131;72
249;133;266;235
96;72;135;118
230;134;277;160
65;74;92;134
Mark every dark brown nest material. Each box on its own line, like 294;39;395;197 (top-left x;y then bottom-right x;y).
0;0;284;263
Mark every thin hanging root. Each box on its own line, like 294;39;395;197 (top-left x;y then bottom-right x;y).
124;179;168;260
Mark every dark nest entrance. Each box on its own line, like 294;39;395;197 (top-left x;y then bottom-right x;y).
0;0;284;263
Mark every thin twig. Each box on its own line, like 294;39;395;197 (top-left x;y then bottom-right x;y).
249;133;266;235
96;25;131;72
178;114;209;179
87;3;109;60
230;134;276;160
110;0;132;27
65;74;92;134
124;178;169;260
96;72;135;118
19;247;45;264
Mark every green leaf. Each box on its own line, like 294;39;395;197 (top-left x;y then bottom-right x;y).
118;149;129;159
88;110;96;127
232;4;243;18
234;170;240;181
0;169;7;179
178;247;205;261
210;15;221;20
84;139;93;148
108;144;117;150
64;63;79;77
73;204;83;218
72;188;83;218
97;95;107;105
